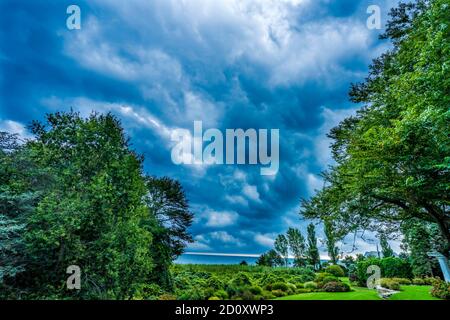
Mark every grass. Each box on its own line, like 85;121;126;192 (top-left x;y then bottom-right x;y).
278;278;441;300
277;286;382;300
389;285;440;300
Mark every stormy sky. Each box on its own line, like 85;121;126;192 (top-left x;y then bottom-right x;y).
0;0;402;258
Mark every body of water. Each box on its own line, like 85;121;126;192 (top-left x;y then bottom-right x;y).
175;253;329;265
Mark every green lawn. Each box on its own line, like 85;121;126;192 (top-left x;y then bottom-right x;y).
389;286;440;300
277;286;382;300
277;278;440;300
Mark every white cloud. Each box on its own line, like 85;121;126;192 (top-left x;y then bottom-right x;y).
204;210;239;227
209;231;240;244
254;233;276;248
314;106;359;168
0;120;32;140
225;195;249;206
243;184;261;202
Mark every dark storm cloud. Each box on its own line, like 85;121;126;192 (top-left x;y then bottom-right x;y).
0;0;397;256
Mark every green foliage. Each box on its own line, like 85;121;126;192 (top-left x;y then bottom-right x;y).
300;0;450;254
274;234;289;267
402;219;445;277
325;265;345;277
356;257;413;286
380;279;401;291
0;111;193;299
303;281;318;289
171;264;316;300
322;281;350;292
379;234;394;258
256;249;283;267
324;220;341;264
287;228;306;267
306;224;320;270
430;278;450;299
412;278;426;285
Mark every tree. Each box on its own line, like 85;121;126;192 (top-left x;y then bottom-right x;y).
0;111;195;299
144;176;194;289
402;219;446;277
256;249;283;267
286;227;306;267
274;234;289;267
301;0;450;256
306;223;320;270
0;132;37;287
342;255;355;270
379;234;395;258
324;220;341;264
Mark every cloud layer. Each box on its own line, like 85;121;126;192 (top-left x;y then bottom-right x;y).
0;0;399;256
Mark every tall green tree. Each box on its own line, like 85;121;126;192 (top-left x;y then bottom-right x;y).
306;223;320;270
274;234;289;267
301;0;450;256
0;132;38;287
286;227;306;267
144;176;193;289
379;234;395;258
256;249;283;267
324;220;340;264
402;219;446;277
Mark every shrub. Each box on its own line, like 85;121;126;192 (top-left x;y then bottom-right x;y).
356;257;412;286
315;272;335;281
230;272;253;287
412;278;426;285
392;278;412;285
296;288;313;294
322;281;351;292
207;276;224;290
208;296;220;300
249;285;263;295
424;276;439;285
325;265;345;278
132;283;163;300
271;289;286;297
261;291;275;299
430;279;450;300
158;293;177;300
214;290;228;300
380;278;401;291
271;282;289;292
304;281;318;289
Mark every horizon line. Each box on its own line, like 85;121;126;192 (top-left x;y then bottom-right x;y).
183;252;330;259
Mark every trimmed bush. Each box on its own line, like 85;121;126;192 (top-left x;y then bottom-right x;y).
325;265;345;277
322;281;351;292
412;278;426;285
296;288;313;294
392;278;412;285
430;278;450;299
380;278;401;291
271;289;286;297
271;282;289;292
304;281;318;289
